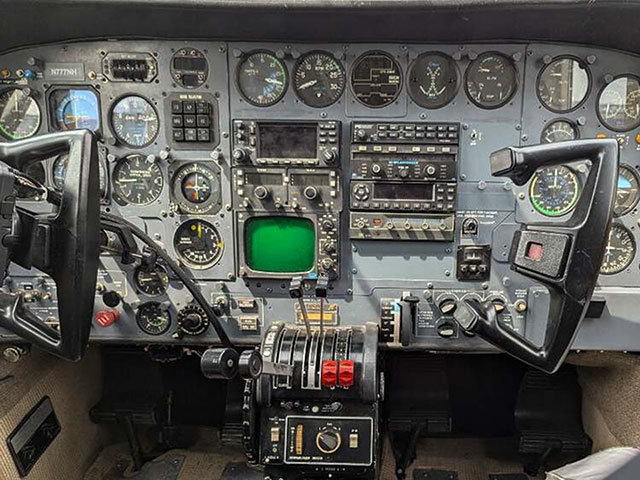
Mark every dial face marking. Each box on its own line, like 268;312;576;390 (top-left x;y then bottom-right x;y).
350;51;402;108
171;163;221;214
111;95;159;147
541;119;578;143
0;88;41;140
537;57;590;113
173;219;223;269
136;302;171;335
465;52;518;109
293;51;345;108
237;51;288;107
597;75;640;132
601;224;636;275
614;165;640;217
50;88;100;132
529;165;581;217
408;52;459;109
113;154;164;206
135;265;169;296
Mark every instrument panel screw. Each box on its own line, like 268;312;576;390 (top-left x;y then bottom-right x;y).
420;113;427;119
351;268;357;274
352;245;357;252
227;273;235;281
518;192;526;200
482;282;489;290
445;270;451;277
347;289;353;295
586;55;597;65
521;134;528;142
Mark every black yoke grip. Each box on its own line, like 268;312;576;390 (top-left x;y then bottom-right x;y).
455;139;619;373
0;130;100;361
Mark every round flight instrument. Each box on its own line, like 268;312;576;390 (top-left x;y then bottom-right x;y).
113;154;164;206
597;75;640;132
350;51;403;108
529;165;581;217
171;163;221;214
236;51;288;107
0;88;41;140
49;88;100;131
537;56;590;113
173;219;223;269
407;52;459;109
293;51;346;108
136;302;171;335
110;95;159;147
541;119;579;143
601;224;636;275
171;48;208;89
614;165;640;217
465;52;518;109
52;152;108;196
135;264;169;296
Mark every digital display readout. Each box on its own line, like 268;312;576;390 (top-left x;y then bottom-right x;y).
258;123;317;159
373;183;435;201
245;217;316;273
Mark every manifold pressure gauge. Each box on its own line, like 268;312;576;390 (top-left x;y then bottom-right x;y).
529;165;580;217
171;163;221;214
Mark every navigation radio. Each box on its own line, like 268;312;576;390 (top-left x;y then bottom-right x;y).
349;122;459;241
232;120;340;166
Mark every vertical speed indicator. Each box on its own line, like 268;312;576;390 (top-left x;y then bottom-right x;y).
293;51;345;108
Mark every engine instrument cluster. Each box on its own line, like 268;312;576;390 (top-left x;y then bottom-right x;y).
0;39;639;356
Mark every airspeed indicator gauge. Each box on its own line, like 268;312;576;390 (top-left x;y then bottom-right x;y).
529;165;580;217
407;52;459;109
293;51;345;108
601;224;636;275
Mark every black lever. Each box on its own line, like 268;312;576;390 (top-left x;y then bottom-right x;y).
289;276;311;337
316;274;329;337
400;293;419;347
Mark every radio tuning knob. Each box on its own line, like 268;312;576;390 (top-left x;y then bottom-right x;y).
356;129;367;141
371;163;383;175
303;186;318;200
253;185;269;200
324;241;336;254
320;258;335;271
425;165;436;176
322;219;335;231
323;150;337;163
232;147;250;162
399;169;409;179
403;221;412;231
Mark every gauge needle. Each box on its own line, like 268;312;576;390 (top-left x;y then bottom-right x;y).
298;79;318;89
265;77;283;86
197;222;202;239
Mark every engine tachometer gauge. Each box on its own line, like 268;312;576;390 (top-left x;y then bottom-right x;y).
601;224;636;275
293;51;345;108
537;56;590;113
350;51;402;108
136;302;171;335
0;88;41;140
135;264;169;296
529;165;580;217
236;51;288;107
541;119;579;143
113;153;164;205
171;162;221;214
597;75;640;132
174;219;223;269
110;95;159;147
407;52;459;109
614;165;640;217
465;52;518;109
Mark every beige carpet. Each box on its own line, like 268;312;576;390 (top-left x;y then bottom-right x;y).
0;346;108;480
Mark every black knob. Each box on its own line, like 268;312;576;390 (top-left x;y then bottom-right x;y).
438;298;457;315
178;305;209;335
102;290;121;308
399;169;409;179
371;163;383;175
356;129;367;140
324;241;336;254
321;219;335;232
323;150;337;163
201;348;240;380
238;350;263;379
316;428;342;454
232;147;250;162
437;321;456;338
303;186;318;200
254;185;269;200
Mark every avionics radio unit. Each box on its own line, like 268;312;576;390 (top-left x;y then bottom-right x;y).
232;120;340;166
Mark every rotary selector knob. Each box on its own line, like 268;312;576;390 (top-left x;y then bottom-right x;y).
177;305;209;336
371;163;383;175
399;168;410;179
438;297;457;315
232;147;250;162
303;186;318;200
324;241;337;254
353;184;370;201
321;219;335;232
323;150;337;163
253;185;270;200
356;129;367;140
320;258;335;271
425;165;436;176
316;427;342;454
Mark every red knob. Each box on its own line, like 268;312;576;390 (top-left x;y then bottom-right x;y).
321;360;338;388
95;310;119;328
339;360;355;388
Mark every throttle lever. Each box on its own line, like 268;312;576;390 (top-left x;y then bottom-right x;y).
400;293;419;347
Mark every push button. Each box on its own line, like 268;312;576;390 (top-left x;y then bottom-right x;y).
338;360;355;388
96;310;119;328
322;360;338;388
